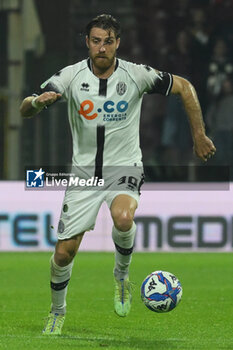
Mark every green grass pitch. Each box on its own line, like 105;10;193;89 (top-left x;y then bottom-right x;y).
0;252;233;350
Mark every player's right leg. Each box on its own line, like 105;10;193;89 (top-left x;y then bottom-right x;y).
43;233;84;335
43;185;104;335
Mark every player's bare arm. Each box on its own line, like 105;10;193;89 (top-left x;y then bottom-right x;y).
20;91;62;118
170;75;216;162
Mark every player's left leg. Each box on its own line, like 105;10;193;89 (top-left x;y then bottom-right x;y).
110;194;137;316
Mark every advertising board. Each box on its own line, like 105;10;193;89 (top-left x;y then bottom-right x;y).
0;182;232;252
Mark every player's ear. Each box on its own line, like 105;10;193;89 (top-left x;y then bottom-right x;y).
86;35;89;49
116;38;120;50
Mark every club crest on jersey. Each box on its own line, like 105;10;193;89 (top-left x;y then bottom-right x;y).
81;82;90;92
116;82;127;96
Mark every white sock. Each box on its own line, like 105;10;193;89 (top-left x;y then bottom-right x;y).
50;254;74;315
112;222;136;280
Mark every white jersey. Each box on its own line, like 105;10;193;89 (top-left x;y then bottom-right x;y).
40;58;173;169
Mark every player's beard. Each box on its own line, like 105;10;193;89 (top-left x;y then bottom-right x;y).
91;54;116;73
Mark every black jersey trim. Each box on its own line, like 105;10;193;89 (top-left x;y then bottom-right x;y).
87;58;92;71
166;73;173;95
99;79;107;97
94;125;105;179
115;59;119;71
148;71;173;96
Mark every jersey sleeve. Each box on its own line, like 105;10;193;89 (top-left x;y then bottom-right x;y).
126;62;173;97
39;65;73;100
147;70;173;96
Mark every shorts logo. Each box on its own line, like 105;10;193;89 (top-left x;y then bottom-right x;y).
26;168;45;188
116;82;127;96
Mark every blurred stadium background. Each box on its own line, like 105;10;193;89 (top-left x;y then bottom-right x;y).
0;0;233;252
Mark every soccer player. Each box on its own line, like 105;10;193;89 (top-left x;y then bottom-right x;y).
20;14;216;335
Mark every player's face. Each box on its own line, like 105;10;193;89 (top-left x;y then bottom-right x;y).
86;27;120;72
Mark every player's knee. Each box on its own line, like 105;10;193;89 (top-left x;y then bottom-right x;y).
54;247;76;267
112;209;134;232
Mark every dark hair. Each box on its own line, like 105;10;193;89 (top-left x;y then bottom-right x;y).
86;14;121;39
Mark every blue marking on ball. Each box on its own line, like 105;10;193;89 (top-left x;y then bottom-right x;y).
141;271;182;313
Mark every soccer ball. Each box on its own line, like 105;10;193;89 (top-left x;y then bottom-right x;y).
141;270;182;313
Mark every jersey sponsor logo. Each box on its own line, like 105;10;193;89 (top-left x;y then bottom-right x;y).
116;82;127;96
78;100;97;120
78;99;129;121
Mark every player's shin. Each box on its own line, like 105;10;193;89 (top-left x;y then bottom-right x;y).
50;254;74;315
112;222;136;280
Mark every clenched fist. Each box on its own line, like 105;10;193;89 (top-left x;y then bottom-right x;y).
32;91;62;109
193;134;216;162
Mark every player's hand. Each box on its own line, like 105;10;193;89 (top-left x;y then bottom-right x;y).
193;134;216;162
32;91;62;109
